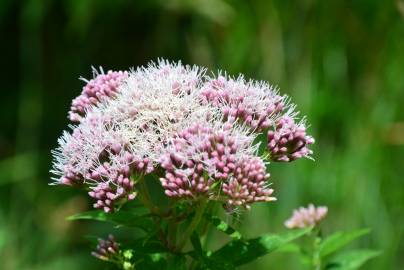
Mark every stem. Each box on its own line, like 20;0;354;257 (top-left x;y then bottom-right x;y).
176;200;207;252
167;219;177;250
312;229;322;270
137;176;161;216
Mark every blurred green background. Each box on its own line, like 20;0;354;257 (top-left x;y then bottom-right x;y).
1;0;403;269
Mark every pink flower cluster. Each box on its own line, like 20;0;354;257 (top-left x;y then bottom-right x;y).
92;235;120;261
53;114;153;212
201;76;285;130
201;75;314;162
223;157;275;210
160;122;275;209
284;204;328;229
160;123;241;199
69;68;128;122
267;116;315;162
52;60;315;212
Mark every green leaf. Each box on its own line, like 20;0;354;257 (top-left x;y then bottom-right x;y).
135;253;167;270
167;254;186;270
189;232;236;270
204;214;242;240
191;232;203;254
130;238;167;254
67;210;154;232
325;249;381;270
212;227;311;266
319;229;370;257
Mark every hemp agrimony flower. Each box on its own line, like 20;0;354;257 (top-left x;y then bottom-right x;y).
285;204;328;229
52;60;380;270
51;60;314;212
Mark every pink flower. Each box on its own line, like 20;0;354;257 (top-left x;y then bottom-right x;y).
267;116;315;162
160;121;276;210
222;156;276;210
69;68;128;122
201;75;285;130
285;204;328;229
92;235;120;261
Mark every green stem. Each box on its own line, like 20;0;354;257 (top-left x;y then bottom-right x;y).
176;200;207;252
167;219;177;250
312;229;322;270
137;176;161;216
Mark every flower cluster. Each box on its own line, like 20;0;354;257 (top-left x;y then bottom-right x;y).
284;204;328;229
52;60;314;212
200;75;314;162
159;121;274;208
201;76;285;130
69;68;128;122
267;116;315;162
92;235;120;261
223;156;275;210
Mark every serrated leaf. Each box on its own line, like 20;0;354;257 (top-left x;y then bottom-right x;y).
67;210;154;232
204;214;242;240
319;229;370;257
212;227;311;266
325;249;381;270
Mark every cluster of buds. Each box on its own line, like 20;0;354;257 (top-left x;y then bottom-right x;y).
267;116;315;162
160;122;275;209
92;235;120;261
284;204;328;229
223;156;276;210
69;68;128;122
159;122;249;199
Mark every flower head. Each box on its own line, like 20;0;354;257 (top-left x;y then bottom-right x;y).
52;59;315;212
223;156;276;210
201;75;286;130
92;235;120;261
267;116;315;162
69;68;128;122
284;204;328;229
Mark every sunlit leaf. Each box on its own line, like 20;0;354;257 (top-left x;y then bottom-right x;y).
319;229;370;257
212;227;311;266
204;214;242;240
325;249;381;270
67;210;154;232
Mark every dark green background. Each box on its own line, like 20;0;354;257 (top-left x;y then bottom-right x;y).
1;0;403;269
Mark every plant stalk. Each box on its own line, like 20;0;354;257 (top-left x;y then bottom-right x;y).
176;200;207;251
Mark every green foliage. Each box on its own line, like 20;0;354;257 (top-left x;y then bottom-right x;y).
319;229;370;257
203;214;242;240
212;228;311;266
325;249;381;270
67;210;155;232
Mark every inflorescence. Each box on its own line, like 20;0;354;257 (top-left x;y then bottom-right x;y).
51;60;315;212
285;204;328;229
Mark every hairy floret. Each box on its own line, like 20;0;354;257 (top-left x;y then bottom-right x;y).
201;75;286;130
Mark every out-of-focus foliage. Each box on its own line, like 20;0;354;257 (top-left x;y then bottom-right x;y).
0;0;403;269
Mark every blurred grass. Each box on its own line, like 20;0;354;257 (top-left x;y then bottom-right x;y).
0;0;403;269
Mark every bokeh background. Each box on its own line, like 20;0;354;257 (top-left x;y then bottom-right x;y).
1;0;403;269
